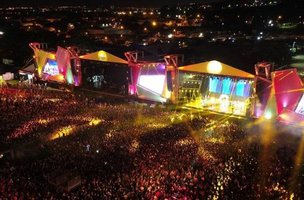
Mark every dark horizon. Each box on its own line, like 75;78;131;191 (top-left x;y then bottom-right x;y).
0;0;220;8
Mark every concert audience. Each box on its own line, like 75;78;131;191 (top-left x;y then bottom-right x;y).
0;84;303;199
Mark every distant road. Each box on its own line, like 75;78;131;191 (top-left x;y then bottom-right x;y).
290;54;304;76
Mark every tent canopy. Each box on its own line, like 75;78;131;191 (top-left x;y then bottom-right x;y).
79;50;128;64
19;64;35;74
179;60;255;79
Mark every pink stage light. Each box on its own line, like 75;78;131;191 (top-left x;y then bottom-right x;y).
129;85;135;95
138;75;166;95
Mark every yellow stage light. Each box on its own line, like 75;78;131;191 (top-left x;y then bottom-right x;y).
98;51;107;61
207;60;222;74
37;119;49;124
50;126;75;140
264;111;272;120
89;118;102;126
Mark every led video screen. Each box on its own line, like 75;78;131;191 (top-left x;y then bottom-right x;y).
43;59;60;76
295;94;304;115
138;75;166;95
137;64;166;95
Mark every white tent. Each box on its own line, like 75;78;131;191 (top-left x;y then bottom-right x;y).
19;64;35;74
19;64;35;83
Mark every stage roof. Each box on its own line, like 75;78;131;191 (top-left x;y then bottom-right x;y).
179;60;255;79
19;64;35;74
79;50;128;64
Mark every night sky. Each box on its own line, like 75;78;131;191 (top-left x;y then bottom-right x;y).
2;0;220;7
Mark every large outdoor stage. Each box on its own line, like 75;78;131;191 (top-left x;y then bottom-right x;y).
27;43;304;122
177;61;255;116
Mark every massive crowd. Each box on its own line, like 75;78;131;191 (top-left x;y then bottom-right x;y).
0;84;303;199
